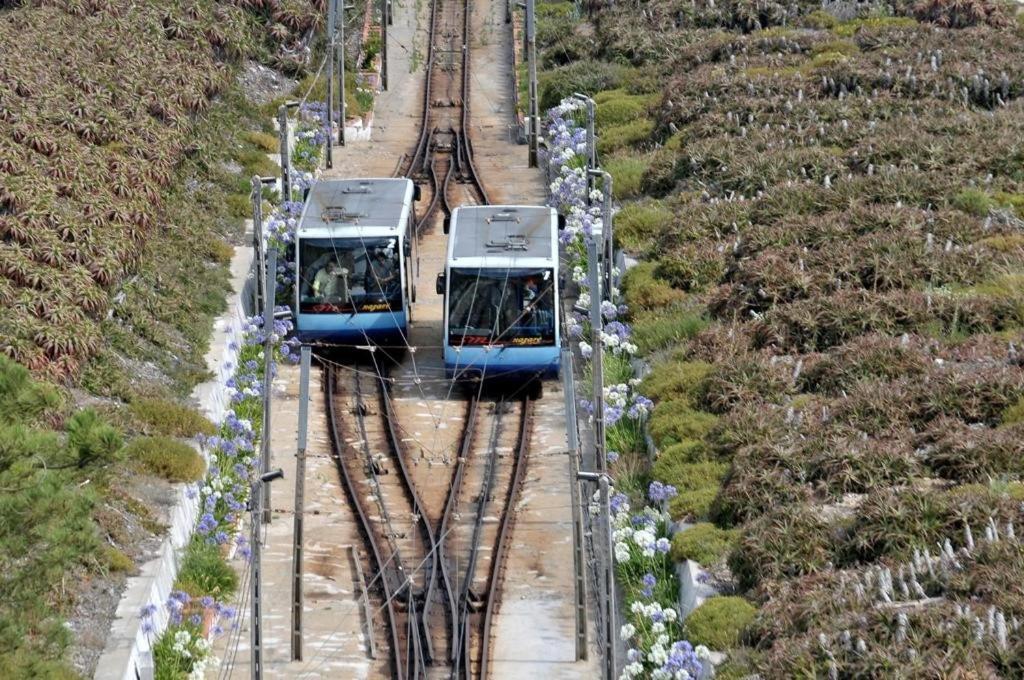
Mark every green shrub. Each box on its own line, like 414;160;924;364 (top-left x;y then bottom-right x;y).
0;355;61;425
126;436;205;482
832;15;918;36
729;504;835;590
0;425;63;472
234;148;279;179
593;89;654;128
241;130;278;152
67;409;123;468
655;251;726;292
622;262;685;309
539;59;633;110
649;402;719;448
1001;396;1024;425
102;545;135;573
671;485;720;520
226;193;252;219
659;439;710;464
641;361;714;405
652;454;728;520
597;119;655;156
683;596;757;650
801;9;838;28
176;538;238;599
631;308;709;355
617;200;672;251
671;523;738;565
129;398;216;437
952;188;994;217
978;234;1024;252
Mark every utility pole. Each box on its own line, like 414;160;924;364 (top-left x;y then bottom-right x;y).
579;471;617;680
260;247;277;524
338;2;348;147
381;0;389;90
291;346;311;661
526;0;539;166
250;476;263;680
278;101;299;200
561;342;588;661
325;0;337;168
250;464;284;680
589;169;614;303
587;238;606;474
250;176;266;314
574;93;596;171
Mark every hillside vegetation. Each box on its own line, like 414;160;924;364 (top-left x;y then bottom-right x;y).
537;0;1024;675
0;0;321;383
0;1;325;676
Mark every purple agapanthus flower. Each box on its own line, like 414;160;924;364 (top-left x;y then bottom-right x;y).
649;480;678;503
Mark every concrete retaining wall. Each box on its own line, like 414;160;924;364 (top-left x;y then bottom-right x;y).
94;244;254;680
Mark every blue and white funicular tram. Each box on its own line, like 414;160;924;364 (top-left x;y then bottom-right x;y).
294;178;417;346
438;205;561;382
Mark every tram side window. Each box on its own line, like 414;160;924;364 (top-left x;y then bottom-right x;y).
298;237;401;313
447;268;555;345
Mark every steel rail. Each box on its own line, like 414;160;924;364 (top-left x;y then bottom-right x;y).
452;398;507;680
375;366;457;666
438;396;481;662
479;397;533;679
448;396;531;679
324;364;407;679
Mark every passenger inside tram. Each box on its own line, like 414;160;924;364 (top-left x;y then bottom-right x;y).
299;237;401;313
447;268;555;345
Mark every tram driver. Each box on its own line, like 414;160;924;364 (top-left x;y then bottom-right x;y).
312;258;350;303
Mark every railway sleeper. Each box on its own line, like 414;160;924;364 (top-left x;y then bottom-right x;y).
467;588;486;612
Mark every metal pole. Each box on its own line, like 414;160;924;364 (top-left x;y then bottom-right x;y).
573;94;596;193
325;0;336;169
251;176;265;314
562;344;587;661
291;346;311;661
589;169;614;304
602;171;614;303
526;0;539;167
261;248;277;524
587;239;605;474
250;480;263;680
338;2;347;147
599;474;617;679
381;0;389;90
278;105;291;200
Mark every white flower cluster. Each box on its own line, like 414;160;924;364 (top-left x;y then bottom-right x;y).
188;652;218;680
605;383;630;408
201;474;227;500
550;100;583;116
612;505;670;562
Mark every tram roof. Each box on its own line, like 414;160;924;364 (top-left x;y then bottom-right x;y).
298;178;411;232
450;206;556;262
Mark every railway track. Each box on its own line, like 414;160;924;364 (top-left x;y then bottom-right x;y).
322;0;537;673
442;396;533;679
400;0;489;232
326;360;533;678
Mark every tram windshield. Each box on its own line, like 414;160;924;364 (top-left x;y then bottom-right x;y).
298;237;402;314
447;268;556;346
